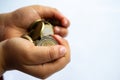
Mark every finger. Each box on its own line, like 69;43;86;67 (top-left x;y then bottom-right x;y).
22;35;70;65
32;5;70;27
14;36;70;79
29;45;66;64
53;35;70;63
3;38;67;65
54;26;68;37
18;57;70;79
25;35;70;65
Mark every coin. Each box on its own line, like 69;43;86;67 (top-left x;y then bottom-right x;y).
22;19;58;46
28;20;42;40
21;34;33;43
35;36;58;46
40;21;54;38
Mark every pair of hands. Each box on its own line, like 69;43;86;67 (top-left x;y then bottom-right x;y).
0;5;70;79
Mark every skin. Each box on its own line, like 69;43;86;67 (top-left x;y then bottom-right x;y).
0;5;70;79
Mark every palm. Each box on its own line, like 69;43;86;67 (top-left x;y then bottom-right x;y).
0;5;70;41
2;6;41;40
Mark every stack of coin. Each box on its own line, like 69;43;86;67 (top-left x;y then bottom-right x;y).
22;19;58;46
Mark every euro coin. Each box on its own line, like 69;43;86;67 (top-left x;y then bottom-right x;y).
35;36;58;46
21;34;33;43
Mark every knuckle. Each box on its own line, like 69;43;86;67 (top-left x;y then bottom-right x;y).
61;29;68;37
65;30;69;36
37;67;50;79
48;46;57;61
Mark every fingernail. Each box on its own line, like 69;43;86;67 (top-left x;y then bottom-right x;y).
60;46;66;56
55;27;60;33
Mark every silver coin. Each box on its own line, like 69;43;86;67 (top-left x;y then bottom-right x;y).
35;36;58;46
22;19;58;46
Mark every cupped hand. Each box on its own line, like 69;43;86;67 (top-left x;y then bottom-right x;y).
0;35;70;79
0;5;70;41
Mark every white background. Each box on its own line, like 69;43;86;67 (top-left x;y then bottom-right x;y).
0;0;120;80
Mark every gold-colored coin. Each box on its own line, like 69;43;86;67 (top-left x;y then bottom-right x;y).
21;34;33;43
22;19;58;46
28;19;42;40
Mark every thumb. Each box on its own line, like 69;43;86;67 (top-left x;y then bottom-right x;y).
30;45;66;64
